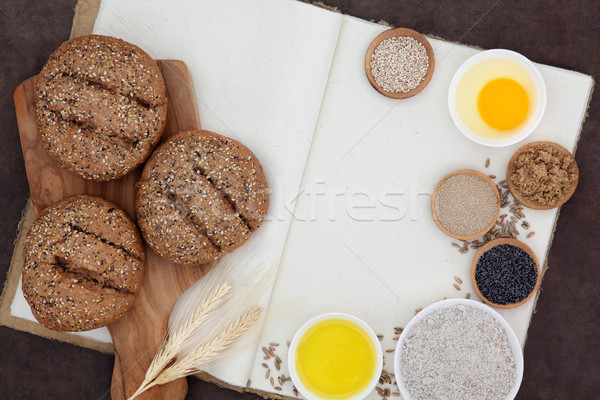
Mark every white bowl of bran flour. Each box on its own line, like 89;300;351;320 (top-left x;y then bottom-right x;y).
394;299;524;400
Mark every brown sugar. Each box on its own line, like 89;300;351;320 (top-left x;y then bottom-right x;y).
510;143;577;206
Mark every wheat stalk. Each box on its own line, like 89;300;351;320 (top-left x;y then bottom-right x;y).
127;282;232;400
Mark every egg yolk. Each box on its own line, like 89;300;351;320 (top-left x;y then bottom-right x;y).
477;78;529;131
295;319;377;399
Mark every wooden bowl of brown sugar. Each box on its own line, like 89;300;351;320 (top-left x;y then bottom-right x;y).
471;238;541;309
431;169;500;240
507;141;579;210
365;27;435;99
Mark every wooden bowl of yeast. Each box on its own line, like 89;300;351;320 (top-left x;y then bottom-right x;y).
506;141;579;210
364;27;435;99
471;238;541;309
431;169;501;240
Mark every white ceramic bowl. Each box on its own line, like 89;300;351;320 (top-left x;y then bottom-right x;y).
448;49;547;147
393;299;524;400
288;312;383;400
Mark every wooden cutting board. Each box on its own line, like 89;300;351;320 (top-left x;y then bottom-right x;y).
13;60;213;400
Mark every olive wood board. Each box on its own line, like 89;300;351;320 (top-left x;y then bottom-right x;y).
13;59;212;400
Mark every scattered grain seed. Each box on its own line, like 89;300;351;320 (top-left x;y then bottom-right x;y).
485;158;490;168
270;377;274;386
465;292;471;299
265;369;270;379
415;308;422;313
377;334;384;341
527;231;535;238
269;342;279;347
453;283;461;291
454;276;463;284
489;174;496;179
261;363;268;368
386;349;395;353
451;242;461;248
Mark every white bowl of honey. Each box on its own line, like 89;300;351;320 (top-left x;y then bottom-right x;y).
288;313;383;400
448;49;547;147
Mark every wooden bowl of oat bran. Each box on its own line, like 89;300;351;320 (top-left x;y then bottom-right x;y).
365;27;435;99
431;169;501;241
507;141;579;210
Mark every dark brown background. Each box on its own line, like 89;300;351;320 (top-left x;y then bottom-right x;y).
1;0;598;399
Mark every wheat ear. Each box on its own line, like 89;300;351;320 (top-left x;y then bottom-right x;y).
127;282;231;400
153;306;263;384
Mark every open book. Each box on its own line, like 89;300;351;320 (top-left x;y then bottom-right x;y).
7;0;593;398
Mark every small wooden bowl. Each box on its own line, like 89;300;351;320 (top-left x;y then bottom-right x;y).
506;141;579;210
364;27;435;99
471;238;541;309
431;169;501;240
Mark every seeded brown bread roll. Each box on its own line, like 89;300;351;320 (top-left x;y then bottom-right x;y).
136;130;269;266
34;34;167;181
22;195;145;332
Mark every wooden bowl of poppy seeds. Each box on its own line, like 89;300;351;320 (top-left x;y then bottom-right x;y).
431;169;500;240
471;238;541;309
507;141;579;210
365;27;435;99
